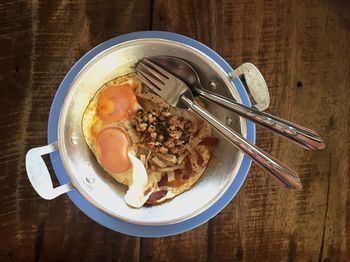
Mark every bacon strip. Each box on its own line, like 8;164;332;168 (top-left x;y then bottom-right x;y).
157;175;168;187
146;190;167;205
200;136;219;146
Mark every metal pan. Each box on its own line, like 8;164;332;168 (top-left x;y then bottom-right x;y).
26;35;267;226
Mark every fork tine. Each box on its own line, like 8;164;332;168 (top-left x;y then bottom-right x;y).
139;60;168;83
142;58;171;79
136;69;161;93
137;64;165;88
137;63;165;87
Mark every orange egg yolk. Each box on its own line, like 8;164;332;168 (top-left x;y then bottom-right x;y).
96;128;131;173
97;84;137;123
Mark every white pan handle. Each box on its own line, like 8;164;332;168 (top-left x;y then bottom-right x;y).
25;142;74;200
228;62;270;111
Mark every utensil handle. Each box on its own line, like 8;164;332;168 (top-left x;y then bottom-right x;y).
196;88;325;150
25;143;74;200
181;95;302;190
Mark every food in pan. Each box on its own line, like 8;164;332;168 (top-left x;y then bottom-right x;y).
82;72;218;208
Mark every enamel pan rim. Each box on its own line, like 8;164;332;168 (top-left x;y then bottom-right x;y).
47;31;255;237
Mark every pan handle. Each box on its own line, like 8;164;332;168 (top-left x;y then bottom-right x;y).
228;62;270;111
25;142;74;200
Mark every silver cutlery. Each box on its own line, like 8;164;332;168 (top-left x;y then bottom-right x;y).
148;56;325;151
136;58;302;190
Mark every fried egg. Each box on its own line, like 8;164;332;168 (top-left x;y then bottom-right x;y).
82;73;150;207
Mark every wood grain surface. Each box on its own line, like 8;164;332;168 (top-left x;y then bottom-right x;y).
0;0;349;261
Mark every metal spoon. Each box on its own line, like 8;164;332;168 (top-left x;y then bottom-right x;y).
149;56;325;151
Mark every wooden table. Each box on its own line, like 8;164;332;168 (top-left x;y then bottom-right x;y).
1;0;349;261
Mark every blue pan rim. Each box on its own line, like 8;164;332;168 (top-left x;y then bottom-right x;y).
48;31;256;237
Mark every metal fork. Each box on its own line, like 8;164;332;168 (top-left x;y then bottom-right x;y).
136;58;302;190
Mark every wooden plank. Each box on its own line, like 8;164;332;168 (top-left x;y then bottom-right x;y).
0;1;35;260
0;0;149;261
141;0;350;261
139;2;212;261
